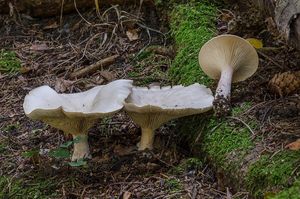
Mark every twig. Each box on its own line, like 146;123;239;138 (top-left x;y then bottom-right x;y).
69;55;119;78
73;0;92;25
60;0;65;26
226;116;255;136
257;50;283;69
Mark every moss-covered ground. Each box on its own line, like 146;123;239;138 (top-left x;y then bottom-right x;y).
0;176;58;199
271;180;300;199
1;0;300;198
168;1;300;198
168;1;217;85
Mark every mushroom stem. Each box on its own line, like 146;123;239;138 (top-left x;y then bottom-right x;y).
213;67;234;116
72;134;91;161
138;128;155;150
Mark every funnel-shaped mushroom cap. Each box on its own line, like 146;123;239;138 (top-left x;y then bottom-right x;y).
23;79;133;134
198;34;259;82
124;83;213;130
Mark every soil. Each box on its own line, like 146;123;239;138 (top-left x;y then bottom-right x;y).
0;3;229;199
0;1;300;199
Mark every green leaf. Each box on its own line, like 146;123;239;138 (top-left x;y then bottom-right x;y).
49;148;70;159
68;159;87;167
60;141;73;148
22;149;39;158
73;137;82;144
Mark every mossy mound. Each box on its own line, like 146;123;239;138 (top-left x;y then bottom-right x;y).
168;1;217;86
270;180;300;199
247;150;300;198
168;1;300;198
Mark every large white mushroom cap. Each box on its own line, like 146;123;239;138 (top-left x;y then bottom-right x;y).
23;79;133;134
124;83;213;130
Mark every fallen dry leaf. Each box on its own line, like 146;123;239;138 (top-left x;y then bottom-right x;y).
29;43;49;51
20;66;32;74
43;21;59;30
55;78;75;93
126;29;139;41
113;144;135;156
285;139;300;150
246;38;263;49
100;70;116;81
123;191;131;199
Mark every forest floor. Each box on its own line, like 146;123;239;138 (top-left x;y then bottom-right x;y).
0;1;300;199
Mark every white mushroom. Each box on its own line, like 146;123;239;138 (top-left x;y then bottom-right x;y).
198;34;259;116
23;79;133;161
124;83;214;150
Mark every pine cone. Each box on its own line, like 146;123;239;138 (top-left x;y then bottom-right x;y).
269;71;300;97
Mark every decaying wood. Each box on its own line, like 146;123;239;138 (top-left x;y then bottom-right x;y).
69;55;119;79
249;0;300;49
0;0;154;17
275;0;300;46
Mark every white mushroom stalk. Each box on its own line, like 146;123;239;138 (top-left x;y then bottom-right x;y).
124;83;214;150
199;34;259;116
23;79;133;161
214;66;234;112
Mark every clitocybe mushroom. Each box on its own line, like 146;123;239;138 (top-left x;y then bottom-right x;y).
23;79;133;161
124;83;214;150
198;34;259;116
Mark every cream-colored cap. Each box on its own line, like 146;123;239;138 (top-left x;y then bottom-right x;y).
124;83;213;130
23;79;133;134
198;34;259;82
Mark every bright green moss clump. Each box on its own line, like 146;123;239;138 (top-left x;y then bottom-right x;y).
0;50;21;73
169;1;217;85
246;150;300;197
202;117;254;167
271;180;300;199
176;103;255;169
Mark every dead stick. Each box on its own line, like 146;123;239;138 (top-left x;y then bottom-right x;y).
257;50;283;69
69;55;119;79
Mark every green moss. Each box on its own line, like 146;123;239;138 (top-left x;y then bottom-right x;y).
175;102;255;176
164;178;183;192
170;157;203;175
202;117;254;167
0;176;58;198
168;1;217;85
2;122;20;132
0;50;21;73
271;180;300;199
246;150;300;197
167;1;300;197
130;47;171;86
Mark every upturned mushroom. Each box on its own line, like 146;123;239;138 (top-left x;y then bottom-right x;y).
124;83;214;150
198;34;259;116
23;79;133;161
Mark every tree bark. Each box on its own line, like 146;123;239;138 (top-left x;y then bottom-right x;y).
0;0;154;17
250;0;300;49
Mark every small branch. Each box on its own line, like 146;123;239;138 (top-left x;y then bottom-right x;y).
69;54;119;79
227;116;255;136
257;50;283;69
